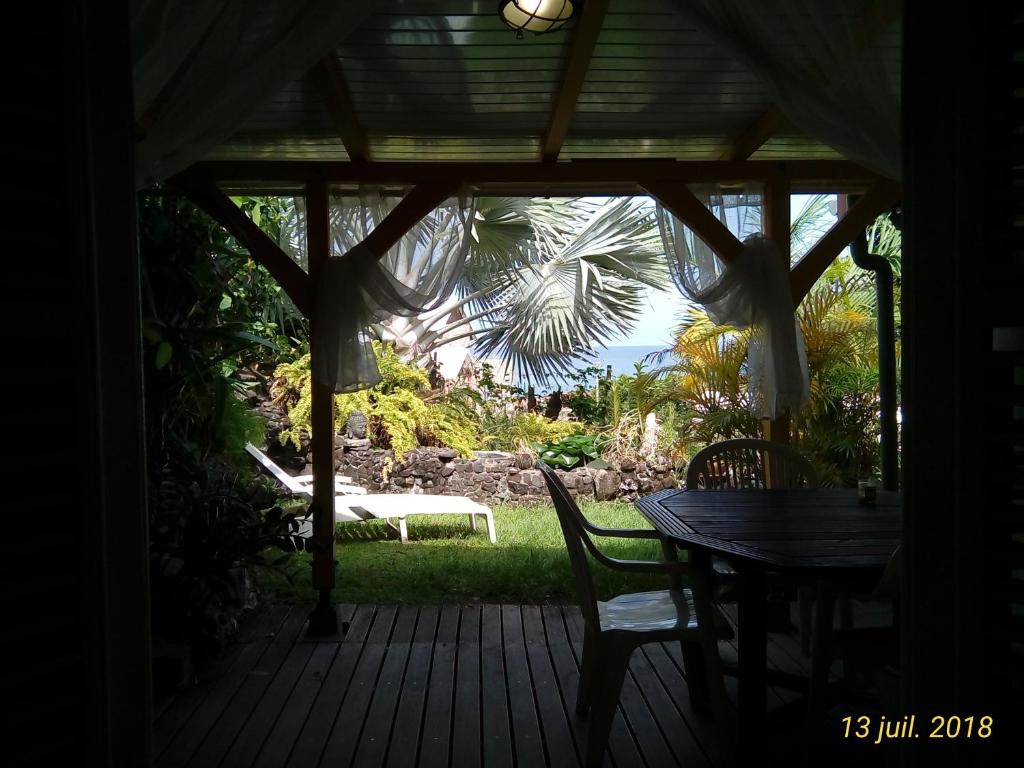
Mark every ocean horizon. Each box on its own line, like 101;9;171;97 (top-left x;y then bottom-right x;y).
515;344;668;392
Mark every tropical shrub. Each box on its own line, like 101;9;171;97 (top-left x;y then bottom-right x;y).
149;454;305;671
273;342;478;458
479;412;581;451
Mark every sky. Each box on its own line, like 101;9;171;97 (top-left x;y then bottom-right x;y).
606;194;837;347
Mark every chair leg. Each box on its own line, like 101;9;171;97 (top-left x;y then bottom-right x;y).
576;631;599;716
469;513;477;531
799;586;814;656
584;644;631;768
486;512;496;544
399;517;409;544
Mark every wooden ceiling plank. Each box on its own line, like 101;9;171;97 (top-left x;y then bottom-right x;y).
541;0;610;162
721;105;786;161
789;180;902;302
642;179;744;263
315;56;372;163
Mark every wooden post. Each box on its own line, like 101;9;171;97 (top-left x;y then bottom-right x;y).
305;179;338;635
761;178;790;489
762;177;792;487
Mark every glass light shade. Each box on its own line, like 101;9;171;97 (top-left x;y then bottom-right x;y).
499;0;578;35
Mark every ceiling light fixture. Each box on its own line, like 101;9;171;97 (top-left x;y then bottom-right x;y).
498;0;579;39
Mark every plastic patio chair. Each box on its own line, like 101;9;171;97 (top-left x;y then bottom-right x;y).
537;461;735;767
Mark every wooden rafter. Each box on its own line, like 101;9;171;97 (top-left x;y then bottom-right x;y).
789;180;902;302
171;173;313;316
721;105;785;161
362;181;462;259
642;179;744;263
540;0;609;162
192;159;881;191
315;56;371;163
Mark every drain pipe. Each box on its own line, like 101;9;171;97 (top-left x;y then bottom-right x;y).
847;202;899;491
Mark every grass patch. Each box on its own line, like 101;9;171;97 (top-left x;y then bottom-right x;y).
256;500;679;605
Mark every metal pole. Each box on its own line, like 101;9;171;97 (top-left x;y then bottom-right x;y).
850;226;899;490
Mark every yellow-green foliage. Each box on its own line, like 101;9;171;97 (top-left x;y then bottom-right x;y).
484;412;583;451
272;342;478;458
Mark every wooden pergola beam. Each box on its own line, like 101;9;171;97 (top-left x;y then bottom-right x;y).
362;181;462;258
642;179;745;263
315;56;371;163
171;173;313;316
720;105;785;161
540;0;609;161
789;180;902;302
191;159;880;190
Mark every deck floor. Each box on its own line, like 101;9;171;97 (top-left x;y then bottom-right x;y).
155;602;829;768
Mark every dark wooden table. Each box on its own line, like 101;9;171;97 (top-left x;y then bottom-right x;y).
635;487;901;755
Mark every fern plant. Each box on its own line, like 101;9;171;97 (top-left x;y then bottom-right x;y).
272;342;478;458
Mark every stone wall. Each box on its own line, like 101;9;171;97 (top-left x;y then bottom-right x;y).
258;400;678;503
332;441;677;504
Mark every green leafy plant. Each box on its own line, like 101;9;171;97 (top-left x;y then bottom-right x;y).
480;412;581;451
532;433;609;469
273;342;478;458
149;455;306;667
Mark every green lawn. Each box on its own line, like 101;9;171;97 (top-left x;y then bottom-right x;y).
256;500;681;605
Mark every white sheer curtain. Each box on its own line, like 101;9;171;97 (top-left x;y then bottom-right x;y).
656;186;810;418
313;191;478;392
131;0;371;186
675;0;901;180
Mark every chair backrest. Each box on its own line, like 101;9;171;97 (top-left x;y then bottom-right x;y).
245;442;308;495
686;438;818;489
536;461;605;633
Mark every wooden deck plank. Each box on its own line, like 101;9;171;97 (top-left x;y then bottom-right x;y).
251;640;339;768
318;605;399;766
219;638;317;768
225;606;356;768
353;606;420;767
417;605;460;768
628;646;711;767
501;605;546;767
385;606;441;768
642;643;722;763
522;605;579;767
154;605;288;759
480;604;514;768
155;603;829;768
541;605;610;768
617;661;679;766
562;606;643;768
451;604;482;768
251;606;354;768
163;607;308;768
284;604;376;767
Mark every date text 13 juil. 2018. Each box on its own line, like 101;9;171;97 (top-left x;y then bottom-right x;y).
842;715;993;744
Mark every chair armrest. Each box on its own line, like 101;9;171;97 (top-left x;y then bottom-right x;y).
600;557;691;575
587;525;661;540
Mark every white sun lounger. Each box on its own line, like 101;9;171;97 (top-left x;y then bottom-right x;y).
336;494;496;544
245;443;367;496
246;442;496;543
